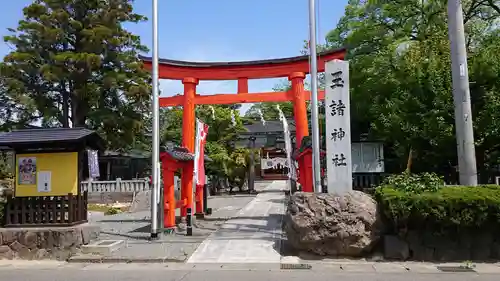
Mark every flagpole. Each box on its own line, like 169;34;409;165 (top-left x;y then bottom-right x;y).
308;0;322;193
150;0;160;239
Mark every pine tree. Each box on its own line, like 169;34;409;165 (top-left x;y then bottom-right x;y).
0;0;151;150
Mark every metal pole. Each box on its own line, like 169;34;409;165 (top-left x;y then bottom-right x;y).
447;0;477;185
150;0;160;239
308;0;322;193
248;137;256;193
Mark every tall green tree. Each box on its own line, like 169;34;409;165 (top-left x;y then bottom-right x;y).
323;0;500;179
0;0;151;150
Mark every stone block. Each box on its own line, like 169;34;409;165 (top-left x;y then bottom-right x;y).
18;231;38;249
34;249;49;259
0;245;15;260
0;245;10;254
395;230;500;262
411;246;435;261
471;245;491;260
383;235;409;260
0;224;101;260
81;224;100;244
491;242;500;259
9;241;27;252
1;230;16;244
406;231;421;246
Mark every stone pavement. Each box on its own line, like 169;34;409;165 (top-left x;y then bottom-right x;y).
70;190;260;262
187;180;287;263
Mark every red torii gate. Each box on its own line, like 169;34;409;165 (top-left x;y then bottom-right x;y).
140;49;346;218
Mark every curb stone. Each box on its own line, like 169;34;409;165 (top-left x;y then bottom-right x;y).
292;261;500;274
1;260;500;273
67;255;185;264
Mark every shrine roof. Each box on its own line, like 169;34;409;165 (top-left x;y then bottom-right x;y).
139;48;346;80
103;150;149;159
241;120;296;136
161;146;212;162
0;127;105;151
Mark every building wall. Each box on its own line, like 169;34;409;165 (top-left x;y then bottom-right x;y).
352;142;384;173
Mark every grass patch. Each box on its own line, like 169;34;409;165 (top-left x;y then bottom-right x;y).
88;204;129;215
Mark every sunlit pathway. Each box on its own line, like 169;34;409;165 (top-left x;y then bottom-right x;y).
187;180;287;263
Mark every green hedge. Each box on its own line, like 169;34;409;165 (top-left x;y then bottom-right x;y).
375;185;500;234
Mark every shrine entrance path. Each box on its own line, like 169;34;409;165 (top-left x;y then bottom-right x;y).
187;180;287;264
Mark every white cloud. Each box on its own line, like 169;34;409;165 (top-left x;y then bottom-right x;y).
158;44;286;115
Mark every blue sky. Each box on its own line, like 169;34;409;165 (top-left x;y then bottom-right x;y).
0;0;348;114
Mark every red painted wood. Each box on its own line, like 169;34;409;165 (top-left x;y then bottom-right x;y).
159;90;325;107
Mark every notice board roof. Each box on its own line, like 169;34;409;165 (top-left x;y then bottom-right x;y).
0;127;105;151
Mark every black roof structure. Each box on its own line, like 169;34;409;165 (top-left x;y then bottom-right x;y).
139;48;346;68
0;127;105;151
241;120;296;136
103;150;149;159
161;146;212;162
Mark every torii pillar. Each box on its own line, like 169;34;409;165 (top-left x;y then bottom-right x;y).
181;77;198;218
289;72;311;192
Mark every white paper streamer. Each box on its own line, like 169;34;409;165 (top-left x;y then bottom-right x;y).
209;106;216;120
275;104;297;181
231;109;237;126
257;108;266;126
276;104;285;121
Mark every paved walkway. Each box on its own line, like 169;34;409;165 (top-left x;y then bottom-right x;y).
187;180;287;263
71;192;258;262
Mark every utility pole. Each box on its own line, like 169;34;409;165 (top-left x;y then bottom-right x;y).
447;0;477;185
150;0;160;239
308;0;322;193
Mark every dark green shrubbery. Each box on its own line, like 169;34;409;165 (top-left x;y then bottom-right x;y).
375;173;500;235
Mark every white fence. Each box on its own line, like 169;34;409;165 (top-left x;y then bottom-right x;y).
81;178;151;193
81;177;181;193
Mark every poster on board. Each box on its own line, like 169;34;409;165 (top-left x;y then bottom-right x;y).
18;156;37;185
37;171;52;193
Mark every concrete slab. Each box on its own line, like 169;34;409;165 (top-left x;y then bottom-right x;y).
81;240;124;255
187;180;287;264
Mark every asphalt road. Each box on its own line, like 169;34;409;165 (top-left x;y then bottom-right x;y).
0;266;498;281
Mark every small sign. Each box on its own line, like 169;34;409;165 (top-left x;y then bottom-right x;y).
18;156;37;185
325;59;353;195
37;171;52;193
87;150;100;179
